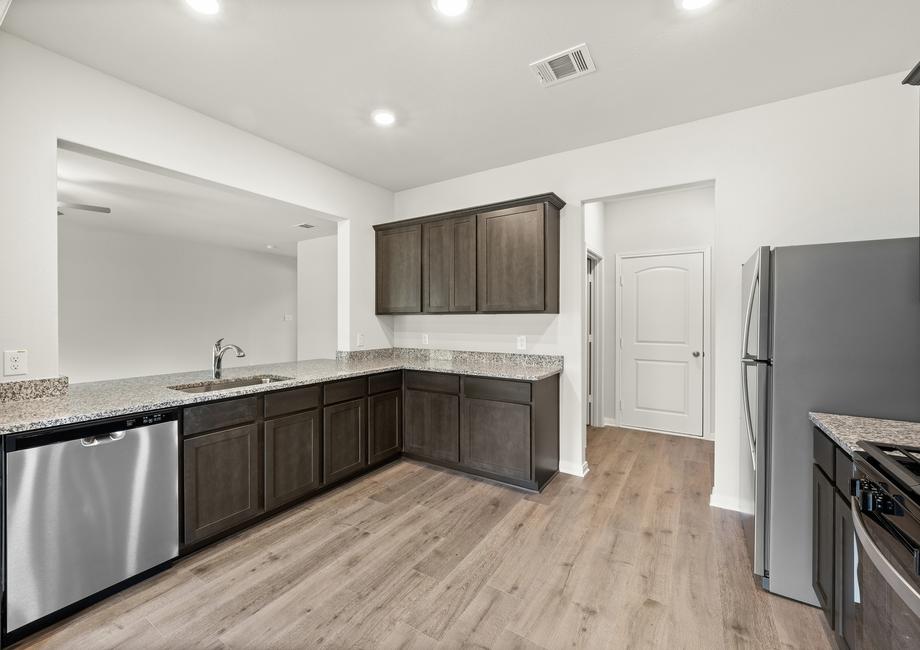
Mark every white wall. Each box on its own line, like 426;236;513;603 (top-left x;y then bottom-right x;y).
58;220;296;383
600;184;716;435
297;235;338;359
395;72;919;511
0;32;393;384
584;201;606;256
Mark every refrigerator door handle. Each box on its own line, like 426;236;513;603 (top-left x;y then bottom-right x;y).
741;253;760;360
741;363;757;468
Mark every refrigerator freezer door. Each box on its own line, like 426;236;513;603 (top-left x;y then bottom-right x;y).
741;246;772;362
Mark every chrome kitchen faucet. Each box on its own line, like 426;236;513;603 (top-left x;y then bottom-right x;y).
212;338;246;379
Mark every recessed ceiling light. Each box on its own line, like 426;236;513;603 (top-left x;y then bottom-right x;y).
432;0;470;17
186;0;220;15
265;244;276;249
371;109;396;127
679;0;714;9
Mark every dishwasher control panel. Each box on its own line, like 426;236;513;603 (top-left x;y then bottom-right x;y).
126;412;173;428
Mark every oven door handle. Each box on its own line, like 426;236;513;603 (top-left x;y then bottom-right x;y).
851;497;920;619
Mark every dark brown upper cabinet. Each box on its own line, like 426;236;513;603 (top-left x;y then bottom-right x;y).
423;215;476;313
376;224;422;314
374;193;563;315
477;203;558;313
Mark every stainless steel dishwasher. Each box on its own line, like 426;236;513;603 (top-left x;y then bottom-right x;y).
4;411;179;637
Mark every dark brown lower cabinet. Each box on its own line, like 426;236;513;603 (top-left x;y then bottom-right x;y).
813;463;835;626
461;398;531;481
177;370;558;555
813;427;859;649
323;397;367;484
183;423;263;545
264;409;321;511
368;389;401;465
403;372;558;492
834;490;857;649
403;388;460;463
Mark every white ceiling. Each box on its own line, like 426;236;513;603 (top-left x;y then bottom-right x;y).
8;0;920;191
57;145;338;257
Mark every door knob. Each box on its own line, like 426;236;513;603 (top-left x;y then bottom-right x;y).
692;351;701;358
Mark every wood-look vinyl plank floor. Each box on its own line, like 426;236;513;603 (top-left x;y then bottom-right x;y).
17;426;830;650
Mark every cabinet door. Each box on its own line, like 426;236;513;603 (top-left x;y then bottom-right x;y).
477;203;545;312
265;409;321;511
834;489;858;649
423;219;452;313
368;389;401;465
184;424;262;545
323;398;367;484
461;398;531;481
450;215;477;312
404;389;459;463
813;465;835;626
423;216;477;313
376;225;422;314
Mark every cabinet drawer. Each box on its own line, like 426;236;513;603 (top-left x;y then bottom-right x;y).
463;376;531;403
324;377;367;405
405;371;459;394
813;427;835;479
183;396;259;436
368;371;402;395
264;385;321;419
835;446;853;497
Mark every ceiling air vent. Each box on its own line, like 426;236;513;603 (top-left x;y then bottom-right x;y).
530;43;596;87
294;222;315;229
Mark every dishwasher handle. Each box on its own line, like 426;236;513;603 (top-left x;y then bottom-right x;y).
81;431;127;447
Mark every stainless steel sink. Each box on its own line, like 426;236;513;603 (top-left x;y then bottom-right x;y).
168;375;293;394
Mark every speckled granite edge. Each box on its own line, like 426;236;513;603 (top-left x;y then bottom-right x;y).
0;376;68;403
809;412;920;456
336;348;396;362
337;347;564;368
0;355;564;435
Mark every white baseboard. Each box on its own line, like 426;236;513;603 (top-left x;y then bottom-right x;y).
709;491;755;515
559;460;589;477
602;417;618;427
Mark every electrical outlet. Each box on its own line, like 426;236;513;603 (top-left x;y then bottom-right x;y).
356;332;365;348
422;333;429;345
516;335;527;351
282;313;294;322
4;349;28;376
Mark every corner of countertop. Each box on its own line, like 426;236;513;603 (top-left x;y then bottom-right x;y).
0;376;69;403
809;411;920;456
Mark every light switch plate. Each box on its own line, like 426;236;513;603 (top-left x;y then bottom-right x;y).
4;349;28;376
516;336;527;351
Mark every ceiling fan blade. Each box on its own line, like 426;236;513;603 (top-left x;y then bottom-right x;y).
57;202;112;214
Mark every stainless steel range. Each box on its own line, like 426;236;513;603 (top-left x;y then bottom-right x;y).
852;441;920;648
3;411;179;641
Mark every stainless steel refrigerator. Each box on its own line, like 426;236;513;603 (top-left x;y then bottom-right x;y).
742;237;920;605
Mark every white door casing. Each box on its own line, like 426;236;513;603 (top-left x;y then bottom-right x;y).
617;251;704;437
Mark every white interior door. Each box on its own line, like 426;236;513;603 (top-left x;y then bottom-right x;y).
618;251;704;436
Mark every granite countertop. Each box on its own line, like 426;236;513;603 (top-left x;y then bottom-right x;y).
809;412;920;456
0;355;563;435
